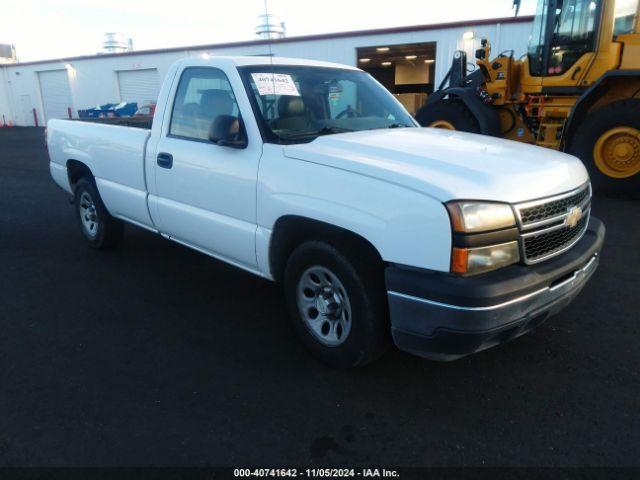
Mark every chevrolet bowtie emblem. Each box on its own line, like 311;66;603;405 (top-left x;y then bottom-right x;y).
566;206;583;228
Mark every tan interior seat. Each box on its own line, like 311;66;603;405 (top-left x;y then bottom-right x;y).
272;96;309;131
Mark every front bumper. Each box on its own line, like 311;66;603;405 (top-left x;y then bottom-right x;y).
386;217;605;361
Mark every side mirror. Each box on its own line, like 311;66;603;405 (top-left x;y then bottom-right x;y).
208;115;247;149
476;39;490;60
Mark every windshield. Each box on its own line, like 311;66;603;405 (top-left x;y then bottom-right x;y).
548;0;600;75
527;0;601;77
238;65;417;144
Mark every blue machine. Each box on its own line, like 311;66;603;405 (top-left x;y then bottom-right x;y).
78;102;138;119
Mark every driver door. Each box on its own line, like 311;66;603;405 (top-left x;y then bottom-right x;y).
153;66;262;271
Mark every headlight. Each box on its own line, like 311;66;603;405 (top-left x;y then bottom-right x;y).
451;241;520;275
446;201;519;275
446;201;515;233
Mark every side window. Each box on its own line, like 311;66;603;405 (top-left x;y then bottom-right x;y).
527;0;551;76
170;67;239;141
614;0;639;37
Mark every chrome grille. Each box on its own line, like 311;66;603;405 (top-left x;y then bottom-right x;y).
519;187;590;226
523;214;589;262
515;183;591;264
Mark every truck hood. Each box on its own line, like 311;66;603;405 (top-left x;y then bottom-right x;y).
283;128;589;203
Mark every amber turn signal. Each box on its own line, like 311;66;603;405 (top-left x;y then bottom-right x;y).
451;248;469;273
451;241;520;275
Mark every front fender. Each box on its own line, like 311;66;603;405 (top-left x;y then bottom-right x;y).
257;152;453;273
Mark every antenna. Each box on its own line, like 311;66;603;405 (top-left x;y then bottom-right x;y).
262;0;276;106
262;0;274;59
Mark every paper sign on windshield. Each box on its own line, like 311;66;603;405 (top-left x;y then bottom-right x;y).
251;73;300;96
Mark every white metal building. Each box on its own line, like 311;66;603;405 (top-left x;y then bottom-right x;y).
0;16;533;126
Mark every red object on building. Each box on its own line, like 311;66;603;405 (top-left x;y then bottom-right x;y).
67;107;72;119
33;109;39;127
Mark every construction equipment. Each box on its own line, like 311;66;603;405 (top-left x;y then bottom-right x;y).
415;0;640;193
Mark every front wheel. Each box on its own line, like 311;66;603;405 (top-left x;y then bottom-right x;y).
283;241;389;368
567;99;640;195
73;177;124;249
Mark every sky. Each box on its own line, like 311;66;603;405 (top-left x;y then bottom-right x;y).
2;0;538;62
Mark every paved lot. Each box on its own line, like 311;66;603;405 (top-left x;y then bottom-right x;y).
1;127;639;467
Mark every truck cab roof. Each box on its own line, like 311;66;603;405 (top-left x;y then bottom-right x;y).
171;55;360;71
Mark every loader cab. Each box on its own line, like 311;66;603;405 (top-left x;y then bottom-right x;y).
527;0;603;81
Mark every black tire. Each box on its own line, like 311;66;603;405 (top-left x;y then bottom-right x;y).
73;177;124;249
415;99;480;133
567;99;640;195
283;241;389;368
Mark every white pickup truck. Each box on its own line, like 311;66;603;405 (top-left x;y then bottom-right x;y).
47;56;605;368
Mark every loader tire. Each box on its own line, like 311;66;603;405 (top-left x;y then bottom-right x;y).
415;99;480;133
567;99;640;196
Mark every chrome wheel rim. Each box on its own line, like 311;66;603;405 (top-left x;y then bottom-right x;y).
296;266;352;347
79;191;99;238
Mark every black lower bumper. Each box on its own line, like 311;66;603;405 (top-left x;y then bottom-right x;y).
386;217;606;361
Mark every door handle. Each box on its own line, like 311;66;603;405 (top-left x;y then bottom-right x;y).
157;152;173;169
571;66;581;81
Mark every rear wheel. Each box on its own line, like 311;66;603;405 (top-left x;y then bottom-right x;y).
568;99;640;195
415;99;480;133
74;177;124;249
283;241;389;368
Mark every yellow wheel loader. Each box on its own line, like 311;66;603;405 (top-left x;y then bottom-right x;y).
415;0;640;193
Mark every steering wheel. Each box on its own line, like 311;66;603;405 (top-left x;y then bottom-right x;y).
336;105;361;119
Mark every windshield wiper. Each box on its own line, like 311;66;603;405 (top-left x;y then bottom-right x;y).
281;126;354;140
316;126;354;135
364;123;413;132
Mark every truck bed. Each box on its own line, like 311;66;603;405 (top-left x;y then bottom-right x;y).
47;118;153;228
74;116;152;129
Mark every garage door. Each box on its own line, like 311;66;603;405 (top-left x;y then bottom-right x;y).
38;70;73;122
117;69;160;105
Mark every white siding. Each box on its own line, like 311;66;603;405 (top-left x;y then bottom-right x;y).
0;68;13;125
18;95;36;126
1;18;533;126
38;69;73;122
117;68;160;105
